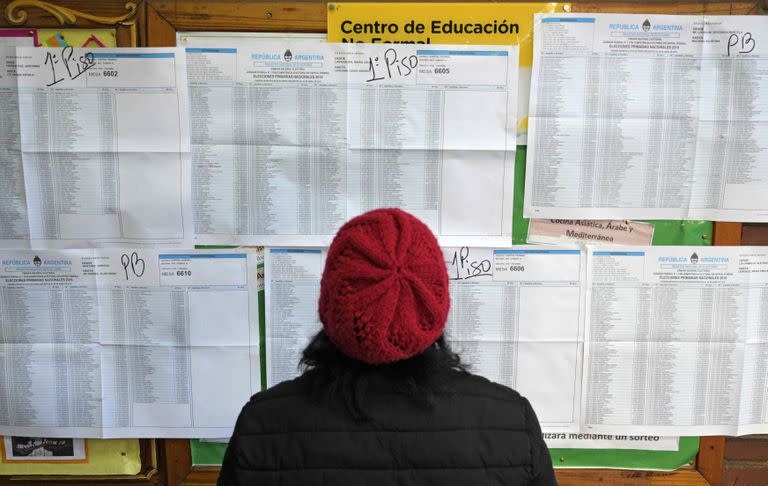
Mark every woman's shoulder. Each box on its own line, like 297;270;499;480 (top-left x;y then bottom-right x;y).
231;374;326;434
244;370;532;411
444;370;529;403
233;370;537;435
242;374;314;410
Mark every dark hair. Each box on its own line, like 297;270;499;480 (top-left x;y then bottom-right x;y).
299;330;467;422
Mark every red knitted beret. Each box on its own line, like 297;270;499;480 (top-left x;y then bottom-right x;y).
319;208;450;364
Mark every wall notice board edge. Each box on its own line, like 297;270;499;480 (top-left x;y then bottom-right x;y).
144;1;757;485
2;0;141;46
0;0;159;484
0;0;755;485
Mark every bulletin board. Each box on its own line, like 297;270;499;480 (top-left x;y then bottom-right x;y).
0;439;140;476
0;1;161;484
512;147;713;246
185;149;711;470
140;2;760;485
190;440;228;467
550;438;700;471
0;1;759;485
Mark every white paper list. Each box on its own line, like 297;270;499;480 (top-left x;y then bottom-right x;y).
525;14;768;221
264;248;325;387
264;246;585;432
582;246;768;436
186;41;518;247
0;47;192;248
444;247;585;431
0;249;260;438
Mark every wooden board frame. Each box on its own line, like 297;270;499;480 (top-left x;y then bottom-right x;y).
0;0;756;485
1;0;142;46
0;2;162;484
0;439;160;485
144;1;757;485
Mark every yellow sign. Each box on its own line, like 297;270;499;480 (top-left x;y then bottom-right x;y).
327;2;569;68
0;439;140;475
36;29;116;48
0;28;116;48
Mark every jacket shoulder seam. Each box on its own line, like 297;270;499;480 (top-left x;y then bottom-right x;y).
234;426;529;437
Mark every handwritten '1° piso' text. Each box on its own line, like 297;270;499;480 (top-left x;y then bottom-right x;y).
448;247;493;281
366;48;418;82
44;46;95;87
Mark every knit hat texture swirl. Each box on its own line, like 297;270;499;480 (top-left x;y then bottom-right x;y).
319;208;450;364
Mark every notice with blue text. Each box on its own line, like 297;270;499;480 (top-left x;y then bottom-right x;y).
0;249;260;438
0;47;192;248
185;41;517;246
525;14;768;221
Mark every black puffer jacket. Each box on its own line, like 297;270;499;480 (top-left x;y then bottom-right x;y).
219;370;556;486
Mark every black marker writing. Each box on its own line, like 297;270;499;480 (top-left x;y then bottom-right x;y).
366;48;418;82
44;51;64;87
449;247;492;281
121;252;146;281
44;46;95;87
727;32;755;56
367;55;386;82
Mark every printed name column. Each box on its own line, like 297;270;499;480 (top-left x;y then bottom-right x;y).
187;48;238;238
0;50;28;244
265;249;324;387
527;17;592;209
584;247;747;435
444;247;584;431
0;251;102;437
14;47;191;248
